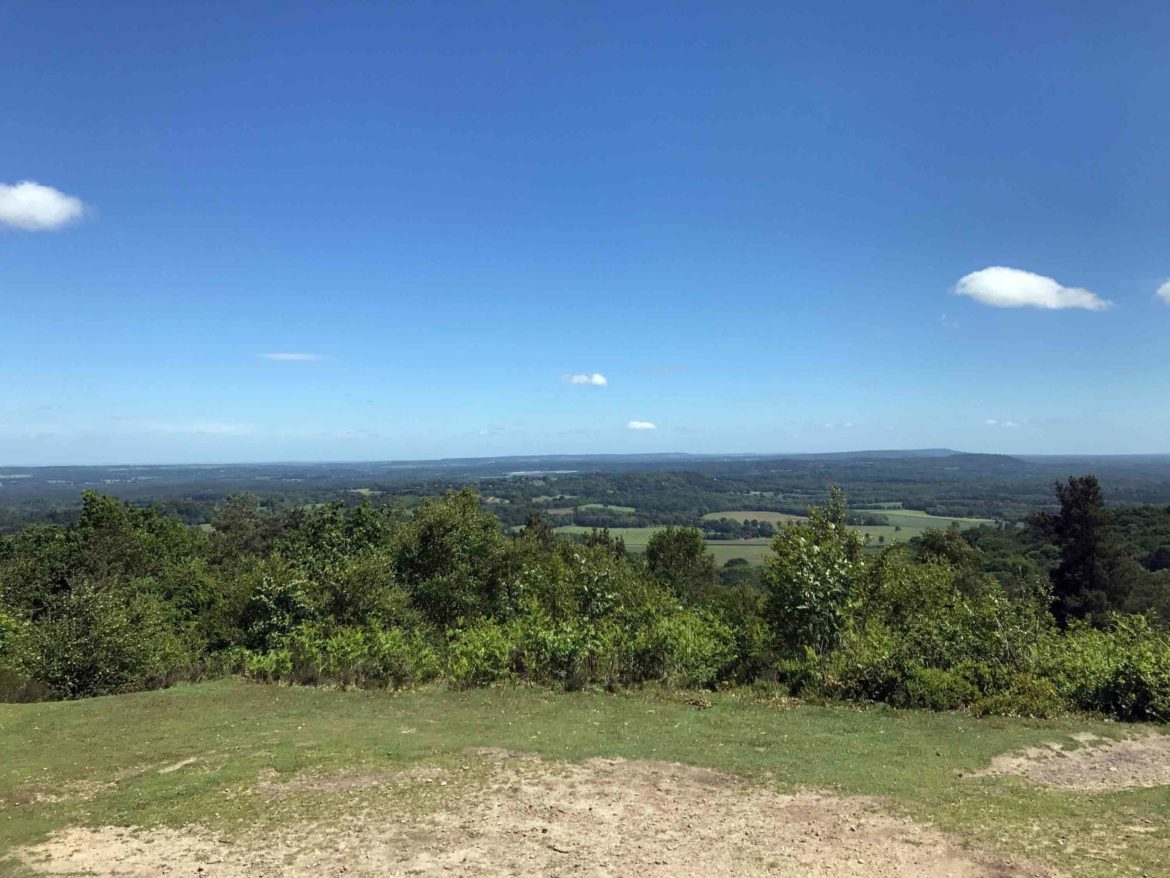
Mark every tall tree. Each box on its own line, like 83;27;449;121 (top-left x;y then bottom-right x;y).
1029;476;1128;626
645;527;716;602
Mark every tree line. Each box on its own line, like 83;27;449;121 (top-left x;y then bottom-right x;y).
0;478;1167;722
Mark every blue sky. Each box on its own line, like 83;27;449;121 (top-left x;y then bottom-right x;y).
2;1;1168;464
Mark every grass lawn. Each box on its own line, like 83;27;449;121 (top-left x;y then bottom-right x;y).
1;680;1167;876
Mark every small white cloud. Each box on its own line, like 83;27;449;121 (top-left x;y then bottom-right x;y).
986;419;1019;428
0;181;87;231
261;352;323;361
142;420;255;436
1156;280;1170;304
626;420;657;430
954;266;1110;311
563;373;608;386
941;314;960;329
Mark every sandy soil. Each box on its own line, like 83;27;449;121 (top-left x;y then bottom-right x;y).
14;753;1060;877
976;731;1170;792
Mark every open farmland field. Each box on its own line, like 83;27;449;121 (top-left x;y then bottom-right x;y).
702;510;807;524
699;509;995;549
577;503;636;514
554;526;772;565
851;509;996;545
2;680;1169;878
704;539;775;564
554;525;662;547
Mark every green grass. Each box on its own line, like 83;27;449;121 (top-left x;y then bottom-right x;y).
556;509;994;563
577;503;636;514
704;540;775;564
701;510;807;524
1;680;1167;876
702;509;995;547
554;525;771;565
851;509;995;545
554;525;662;546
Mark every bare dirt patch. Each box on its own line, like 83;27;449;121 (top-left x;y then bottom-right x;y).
15;755;1059;877
255;765;448;798
977;732;1170;792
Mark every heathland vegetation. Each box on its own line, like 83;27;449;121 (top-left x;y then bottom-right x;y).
2;472;1169;723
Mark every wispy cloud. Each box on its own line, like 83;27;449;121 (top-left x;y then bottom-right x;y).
142;420;256;436
563;372;608;386
0;181;87;231
954;266;1111;311
986;419;1019;428
626;420;656;430
260;352;323;362
941;313;959;329
1157;280;1170;304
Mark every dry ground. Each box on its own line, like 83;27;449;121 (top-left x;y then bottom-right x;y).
975;731;1170;792
15;753;1060;878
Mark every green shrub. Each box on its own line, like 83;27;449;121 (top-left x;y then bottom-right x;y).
12;584;191;698
972;674;1065;718
243;648;293;682
242;569;317;651
448;621;513;687
814;622;905;703
322;628;369;685
899;665;980;711
367;627;441;687
764;487;863;654
1037;616;1170;722
631;609;735;688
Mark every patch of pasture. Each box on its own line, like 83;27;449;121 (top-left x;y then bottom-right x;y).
702;511;806;524
577;503;636;514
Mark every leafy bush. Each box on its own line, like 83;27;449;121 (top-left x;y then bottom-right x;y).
631;609;736;688
12;583;192;698
899;666;981;711
971;674;1064;718
448;621;513;687
1038;616;1170;721
367;627;441;687
243;648;292;682
241;563;317;651
764;487;863;654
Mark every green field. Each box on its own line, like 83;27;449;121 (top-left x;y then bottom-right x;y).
554;525;662;546
555;525;781;566
701;510;806;524
1;680;1166;877
577;503;636;514
699;508;994;550
557;509;993;564
850;508;995;545
703;539;774;564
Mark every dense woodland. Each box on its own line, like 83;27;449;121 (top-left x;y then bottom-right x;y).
8;452;1170;534
2;462;1169;722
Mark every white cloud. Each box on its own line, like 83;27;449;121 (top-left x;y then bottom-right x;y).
626;420;656;430
142;420;255;436
1157;280;1170;304
261;352;323;361
986;419;1019;428
564;373;608;386
954;266;1110;311
0;181;87;230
